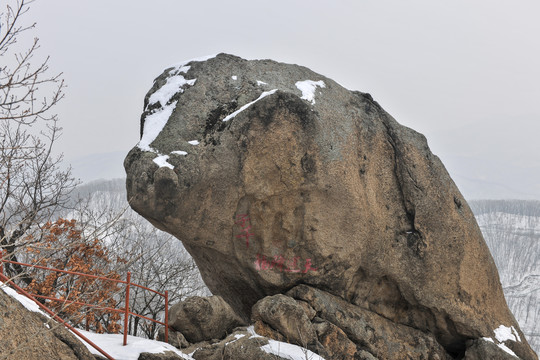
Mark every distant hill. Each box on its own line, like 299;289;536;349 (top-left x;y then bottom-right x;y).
67;151;127;183
471;200;540;354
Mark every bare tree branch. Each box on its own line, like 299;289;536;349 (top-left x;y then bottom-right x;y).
0;0;75;284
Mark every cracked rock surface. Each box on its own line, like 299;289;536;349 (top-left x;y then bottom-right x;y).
125;53;537;359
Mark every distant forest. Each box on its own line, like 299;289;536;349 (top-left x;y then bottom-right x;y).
470;199;540;217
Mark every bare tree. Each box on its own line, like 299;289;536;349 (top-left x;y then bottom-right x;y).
1;2;207;342
0;0;75;284
117;224;208;339
61;179;208;339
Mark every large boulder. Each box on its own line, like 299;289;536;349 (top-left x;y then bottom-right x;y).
125;53;537;359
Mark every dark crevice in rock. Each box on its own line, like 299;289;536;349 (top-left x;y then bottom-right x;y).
378;114;418;234
203;100;238;145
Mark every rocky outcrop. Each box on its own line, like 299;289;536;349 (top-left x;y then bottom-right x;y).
256;286;452;360
0;286;95;360
125;54;537;359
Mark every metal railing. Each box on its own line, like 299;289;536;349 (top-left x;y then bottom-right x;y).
0;254;169;358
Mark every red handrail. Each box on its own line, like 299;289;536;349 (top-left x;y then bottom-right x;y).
0;271;114;360
32;292;167;325
30;293;125;313
0;256;170;346
123;271;131;346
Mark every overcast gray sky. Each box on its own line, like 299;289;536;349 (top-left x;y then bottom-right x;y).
24;0;540;199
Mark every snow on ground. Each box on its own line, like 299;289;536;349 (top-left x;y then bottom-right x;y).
248;325;326;360
295;80;325;104
74;330;194;360
222;89;278;122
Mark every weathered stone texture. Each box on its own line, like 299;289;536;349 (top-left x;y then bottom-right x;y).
0;287;95;360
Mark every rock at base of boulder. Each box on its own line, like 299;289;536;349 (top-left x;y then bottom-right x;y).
287;285;453;360
157;327;190;349
138;351;185;360
168;295;246;343
313;319;358;360
252;294;318;349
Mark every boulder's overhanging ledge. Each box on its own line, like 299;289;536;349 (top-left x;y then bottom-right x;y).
125;53;537;360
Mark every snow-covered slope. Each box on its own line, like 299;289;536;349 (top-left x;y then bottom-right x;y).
471;200;540;354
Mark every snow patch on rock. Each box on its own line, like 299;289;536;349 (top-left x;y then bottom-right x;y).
141;55;217;154
1;284;47;316
152;155;174;169
494;324;522;343
222;89;278;122
148;75;195;108
171;150;188;156
295;80;325;104
139;102;177;152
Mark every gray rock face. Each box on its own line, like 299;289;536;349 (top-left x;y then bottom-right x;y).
125;53;537;359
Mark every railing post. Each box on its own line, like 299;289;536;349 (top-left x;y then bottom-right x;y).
165;290;169;343
123;271;131;346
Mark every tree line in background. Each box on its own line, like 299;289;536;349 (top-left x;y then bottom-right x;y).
1;0;207;341
470;199;540;217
